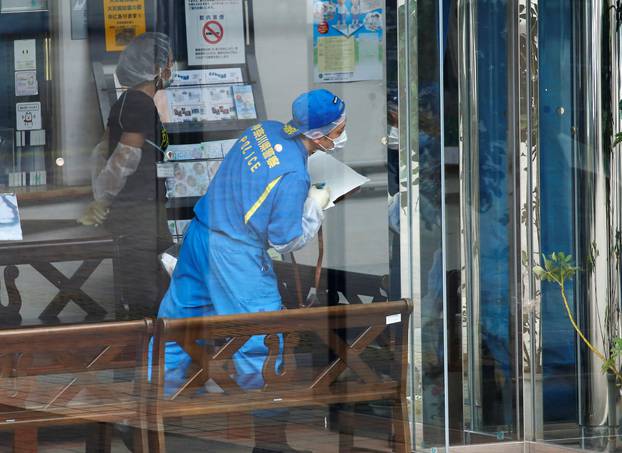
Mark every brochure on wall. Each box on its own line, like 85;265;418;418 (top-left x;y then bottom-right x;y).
165;161;218;198
165;140;230;161
103;0;146;52
312;0;383;82
166;87;209;122
1;0;47;13
0;194;22;241
14;40;36;71
172;68;244;86
205;86;237;121
16;102;42;131
307;151;369;209
232;85;257;120
164;85;254;123
185;0;246;66
15;71;38;97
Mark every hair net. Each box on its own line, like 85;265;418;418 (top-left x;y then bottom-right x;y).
302;114;346;139
115;32;172;88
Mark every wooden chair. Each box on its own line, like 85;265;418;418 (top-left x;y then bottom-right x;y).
149;300;412;452
0;319;152;453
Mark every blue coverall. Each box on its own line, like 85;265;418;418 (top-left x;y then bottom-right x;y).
155;120;311;394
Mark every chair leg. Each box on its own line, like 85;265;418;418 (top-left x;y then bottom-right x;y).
337;409;354;453
148;417;166;453
86;422;112;453
392;399;411;453
133;425;149;453
13;427;37;453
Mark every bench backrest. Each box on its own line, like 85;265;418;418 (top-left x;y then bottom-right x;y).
150;300;411;415
0;319;152;416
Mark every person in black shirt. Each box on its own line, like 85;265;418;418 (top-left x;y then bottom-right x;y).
79;32;174;318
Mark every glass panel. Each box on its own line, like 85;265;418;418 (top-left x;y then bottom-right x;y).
0;1;413;451
457;0;520;444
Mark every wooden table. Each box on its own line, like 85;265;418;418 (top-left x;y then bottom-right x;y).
0;220;119;325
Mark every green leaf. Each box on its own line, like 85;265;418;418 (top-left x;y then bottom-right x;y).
533;266;546;279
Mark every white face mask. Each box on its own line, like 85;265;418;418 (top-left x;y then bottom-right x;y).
388;126;399;148
324;129;347;151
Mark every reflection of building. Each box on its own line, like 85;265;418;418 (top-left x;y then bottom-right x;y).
398;0;622;451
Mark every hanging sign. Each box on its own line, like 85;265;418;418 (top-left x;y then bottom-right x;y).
16;102;42;131
312;0;384;83
14;40;36;71
184;0;245;66
103;0;146;52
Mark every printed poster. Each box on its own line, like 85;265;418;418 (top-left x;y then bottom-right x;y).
14;40;36;71
313;0;384;82
15;71;38;97
232;85;257;119
166;161;215;198
0;194;22;241
103;0;146;52
2;0;47;13
205;86;236;121
16;102;42;131
172;68;243;86
184;0;245;66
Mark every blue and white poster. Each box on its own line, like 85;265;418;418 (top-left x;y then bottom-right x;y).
313;0;384;83
0;194;22;241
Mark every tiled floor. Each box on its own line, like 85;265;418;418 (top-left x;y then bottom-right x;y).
2;409;394;452
5;417;619;452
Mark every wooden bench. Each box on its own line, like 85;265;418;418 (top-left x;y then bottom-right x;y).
149;299;412;452
0;319;152;453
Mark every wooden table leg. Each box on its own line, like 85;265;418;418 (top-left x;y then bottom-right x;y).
86;422;112;453
13;426;38;453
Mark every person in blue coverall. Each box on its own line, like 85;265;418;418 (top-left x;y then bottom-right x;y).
156;89;347;453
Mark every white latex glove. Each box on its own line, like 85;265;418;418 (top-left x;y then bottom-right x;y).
308;186;331;210
77;199;111;226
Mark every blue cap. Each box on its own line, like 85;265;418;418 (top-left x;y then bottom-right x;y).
282;89;346;138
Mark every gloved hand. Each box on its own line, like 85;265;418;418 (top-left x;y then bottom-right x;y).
77;199;111;226
308;186;331;210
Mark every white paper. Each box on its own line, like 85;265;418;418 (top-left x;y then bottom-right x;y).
172;68;243;86
16;102;42;130
14;40;36;71
15;71;38;96
386;313;402;325
0;194;23;241
307;151;369;209
156;162;175;178
184;0;246;66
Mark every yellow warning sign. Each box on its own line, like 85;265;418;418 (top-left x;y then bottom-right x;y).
103;0;146;52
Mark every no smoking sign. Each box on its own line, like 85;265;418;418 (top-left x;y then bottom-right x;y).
203;20;224;44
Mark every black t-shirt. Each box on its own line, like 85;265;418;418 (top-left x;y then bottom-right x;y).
105;89;170;249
